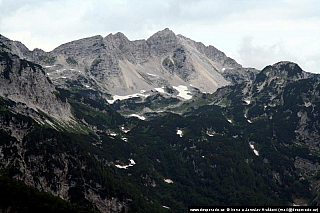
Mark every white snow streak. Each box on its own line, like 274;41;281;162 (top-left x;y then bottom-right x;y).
249;142;259;156
128;114;146;120
147;72;158;77
164;179;174;184
115;158;136;169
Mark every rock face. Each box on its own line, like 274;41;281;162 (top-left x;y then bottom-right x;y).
1;29;258;98
0;36;72;122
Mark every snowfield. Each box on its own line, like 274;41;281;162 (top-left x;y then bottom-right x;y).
173;85;192;100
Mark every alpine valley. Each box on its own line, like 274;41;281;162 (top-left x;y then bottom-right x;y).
0;29;320;212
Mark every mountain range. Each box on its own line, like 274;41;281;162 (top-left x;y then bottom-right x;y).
1;28;257;97
0;29;320;212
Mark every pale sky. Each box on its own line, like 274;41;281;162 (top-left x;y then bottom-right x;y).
0;0;319;73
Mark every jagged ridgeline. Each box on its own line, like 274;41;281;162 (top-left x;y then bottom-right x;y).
0;29;258;98
1;30;320;212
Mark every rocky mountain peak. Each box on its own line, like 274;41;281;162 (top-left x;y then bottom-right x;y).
148;28;176;39
272;61;303;76
256;61;307;84
104;32;130;51
146;28;178;55
105;32;129;41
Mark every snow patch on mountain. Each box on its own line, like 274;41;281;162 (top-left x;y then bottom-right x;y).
147;73;158;77
244;99;251;105
154;87;166;93
115;159;136;169
173;85;192;100
249;142;259;156
164;178;174;184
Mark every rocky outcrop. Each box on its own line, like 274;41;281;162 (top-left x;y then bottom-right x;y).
0;50;72;121
255;61;308;84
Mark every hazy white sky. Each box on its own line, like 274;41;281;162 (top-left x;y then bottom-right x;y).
0;0;319;73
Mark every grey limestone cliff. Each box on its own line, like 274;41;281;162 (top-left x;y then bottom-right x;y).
0;37;73;122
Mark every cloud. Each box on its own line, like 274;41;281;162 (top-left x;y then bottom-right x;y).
237;37;320;73
237;37;299;69
0;0;94;50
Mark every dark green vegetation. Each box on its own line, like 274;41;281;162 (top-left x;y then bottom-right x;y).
66;57;78;65
111;93;180;113
0;176;96;213
0;96;166;212
39;55;57;65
